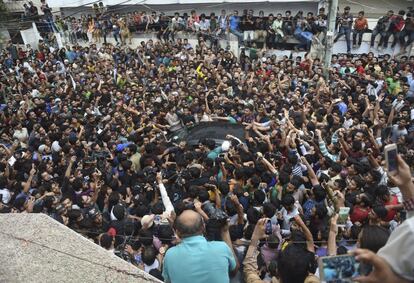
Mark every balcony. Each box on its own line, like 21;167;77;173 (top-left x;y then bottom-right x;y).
3;0;42;13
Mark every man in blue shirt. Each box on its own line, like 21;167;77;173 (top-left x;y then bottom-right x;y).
229;10;243;44
162;210;238;283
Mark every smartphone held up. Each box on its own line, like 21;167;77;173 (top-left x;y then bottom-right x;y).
384;144;398;173
318;254;371;283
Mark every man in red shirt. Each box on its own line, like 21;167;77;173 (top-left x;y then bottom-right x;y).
376;185;403;222
387;10;406;49
353;11;368;48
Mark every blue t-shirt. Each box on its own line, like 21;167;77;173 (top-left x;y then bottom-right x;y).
229;16;240;30
163;235;236;283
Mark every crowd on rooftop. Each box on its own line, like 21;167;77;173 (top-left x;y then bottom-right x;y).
19;1;414;53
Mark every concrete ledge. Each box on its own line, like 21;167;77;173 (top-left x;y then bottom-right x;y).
0;213;160;283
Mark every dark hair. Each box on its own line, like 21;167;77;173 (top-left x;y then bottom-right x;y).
267;234;280;249
278;244;316;283
158;225;174;244
290;176;302;189
263;202;276;218
314;204;328;219
375;185;389;198
372;205;388;219
246;207;261;224
225;198;237;216
360;225;390;253
229;224;244;241
142;246;157;265
252;190;266;206
282;195;295;207
139;229;154;246
99;233;113;249
313;185;327;202
330;162;342;174
334;179;347;190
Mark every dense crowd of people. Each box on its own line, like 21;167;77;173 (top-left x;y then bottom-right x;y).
1;3;414;283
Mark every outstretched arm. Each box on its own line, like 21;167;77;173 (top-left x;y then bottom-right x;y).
156;173;174;215
294;215;314;253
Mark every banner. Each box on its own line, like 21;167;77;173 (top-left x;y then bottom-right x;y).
20;23;42;50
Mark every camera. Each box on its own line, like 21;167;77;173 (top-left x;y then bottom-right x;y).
202;201;228;222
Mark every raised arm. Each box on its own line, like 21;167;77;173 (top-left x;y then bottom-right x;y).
301;156;319;186
230;194;244;225
243;218;267;282
156;172;174;215
386;106;395;126
327;214;338;256
388;155;414;218
65;156;76;178
258;153;278;175
23;165;36;193
294;215;314;253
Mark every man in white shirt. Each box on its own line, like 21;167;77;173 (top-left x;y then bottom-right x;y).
279;194;300;236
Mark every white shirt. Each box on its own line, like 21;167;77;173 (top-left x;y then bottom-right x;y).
378;214;414;281
280;205;299;236
199;19;210;31
392;99;405;112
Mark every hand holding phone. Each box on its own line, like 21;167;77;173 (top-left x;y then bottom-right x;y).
337;207;350;227
265;219;272;235
384;144;398;173
319;254;371;282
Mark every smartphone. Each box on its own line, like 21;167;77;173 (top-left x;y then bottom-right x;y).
8;156;16;166
265;219;272;235
384;143;398;173
319;254;371;282
337;207;350;227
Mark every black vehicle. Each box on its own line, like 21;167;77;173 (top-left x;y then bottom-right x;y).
169;121;246;147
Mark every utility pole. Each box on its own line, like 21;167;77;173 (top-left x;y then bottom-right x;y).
323;0;338;80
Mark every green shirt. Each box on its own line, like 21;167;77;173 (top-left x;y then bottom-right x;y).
386;77;401;96
163;235;236;283
207;146;223;160
228;117;237;124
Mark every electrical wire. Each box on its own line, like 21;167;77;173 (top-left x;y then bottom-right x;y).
70;227;360;245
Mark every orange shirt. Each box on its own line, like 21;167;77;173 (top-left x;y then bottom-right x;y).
354;18;368;30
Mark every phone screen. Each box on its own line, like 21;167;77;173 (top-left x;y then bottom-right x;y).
265;220;272;235
319;255;362;282
387;148;398;172
337;207;350;227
